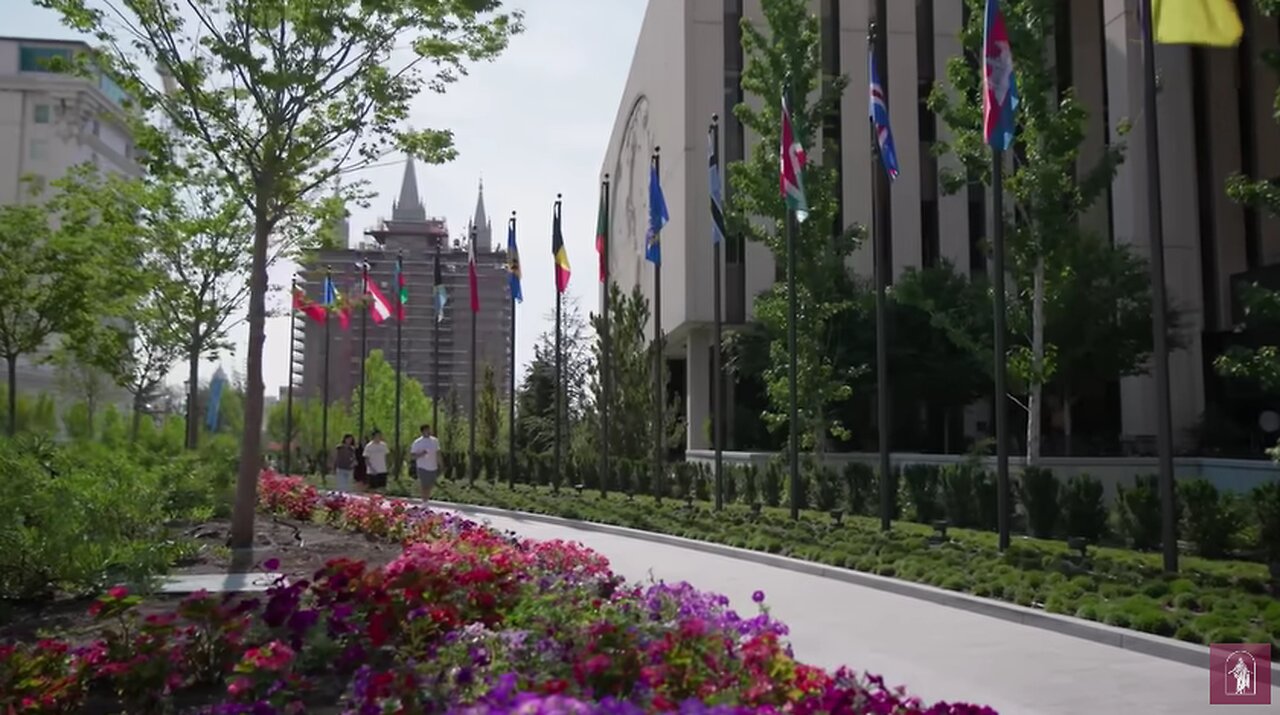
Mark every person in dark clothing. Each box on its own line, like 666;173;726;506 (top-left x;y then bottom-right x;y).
333;434;357;492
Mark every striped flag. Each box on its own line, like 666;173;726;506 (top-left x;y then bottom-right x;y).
709;124;726;244
553;198;571;293
365;272;392;324
595;183;609;283
982;0;1019;151
1153;0;1242;47
292;287;327;323
869;47;900;181
434;255;448;324
780;91;808;223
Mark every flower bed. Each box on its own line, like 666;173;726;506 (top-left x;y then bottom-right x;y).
1;471;995;714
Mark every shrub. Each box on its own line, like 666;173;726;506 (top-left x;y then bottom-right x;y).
1254;482;1280;563
1117;475;1175;551
940;462;992;529
1019;467;1060;538
762;461;783;507
842;462;874;515
743;464;760;505
1061;473;1108;542
900;464;942;524
1178;479;1239;559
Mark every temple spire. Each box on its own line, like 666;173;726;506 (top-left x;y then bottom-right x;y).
392;155;426;222
468;177;492;249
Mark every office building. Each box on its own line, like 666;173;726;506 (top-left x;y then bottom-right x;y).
599;1;1280;457
296;158;514;420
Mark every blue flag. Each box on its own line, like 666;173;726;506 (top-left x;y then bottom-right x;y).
205;367;227;432
507;216;522;303
645;159;668;264
869;47;900;181
434;254;448;324
322;275;336;306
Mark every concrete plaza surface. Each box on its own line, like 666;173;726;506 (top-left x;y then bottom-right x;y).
432;505;1277;715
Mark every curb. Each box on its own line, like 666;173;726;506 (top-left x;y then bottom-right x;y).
432;498;1280;681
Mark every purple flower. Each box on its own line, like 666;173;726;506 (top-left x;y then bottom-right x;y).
751;590;765;603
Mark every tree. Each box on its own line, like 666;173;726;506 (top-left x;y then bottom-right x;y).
350;350;435;473
478;363;501;455
40;0;524;546
514;344;556;454
0;170;143;435
118;300;185;440
442;389;464;454
53;354;113;427
727;0;863;451
931;0;1126;464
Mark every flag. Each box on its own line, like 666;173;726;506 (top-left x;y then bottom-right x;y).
394;256;407;321
595;184;609;282
323;275;350;330
553;200;571;293
869;47;900;181
205;367;226;432
292;287;327;323
365;273;392;323
434;256;448;324
508;217;523;303
982;0;1019;151
645;160;668;264
468;230;480;313
779;92;808;223
1152;0;1242;47
709;126;726;244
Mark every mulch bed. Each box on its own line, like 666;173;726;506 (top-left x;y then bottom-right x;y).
0;515;404;644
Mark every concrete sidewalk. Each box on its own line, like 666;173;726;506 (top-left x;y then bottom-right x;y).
432;504;1276;715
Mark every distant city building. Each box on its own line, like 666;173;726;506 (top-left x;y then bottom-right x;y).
0;36;139;411
295;158;514;424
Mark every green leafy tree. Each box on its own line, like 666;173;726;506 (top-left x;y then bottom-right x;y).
349;350;435;475
931;0;1127;463
53;356;114;428
62;401;96;441
40;0;524;546
442;389;464;455
478;363;501;455
0;170;144;435
515;344;556;455
727;0;863;451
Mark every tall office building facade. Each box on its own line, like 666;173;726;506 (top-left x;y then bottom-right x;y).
0;36;138;406
600;1;1280;457
296;158;514;423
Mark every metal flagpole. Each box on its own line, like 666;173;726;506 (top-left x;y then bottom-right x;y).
469;226;478;487
870;18;894;532
600;177;612;499
652;149;664;505
1138;0;1178;574
433;243;442;433
394;250;404;481
992;154;1011;551
358;259;369;443
710;117;725;511
284;275;297;475
509;212;518;490
783;93;800;522
553;195;563;495
322;266;332;474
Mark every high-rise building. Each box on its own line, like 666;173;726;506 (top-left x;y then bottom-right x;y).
0;36;139;406
296;158;513;427
599;2;1280;458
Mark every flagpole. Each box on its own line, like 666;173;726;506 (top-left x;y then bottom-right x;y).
359;259;369;443
433;243;441;433
782;91;800;522
394;250;404;481
991;148;1012;552
322;265;332;474
508;211;518;490
651;149;664;505
870;20;893;532
554;195;564;495
469;225;478;487
710;117;725;511
284;275;297;475
600;177;612;499
1138;0;1178;574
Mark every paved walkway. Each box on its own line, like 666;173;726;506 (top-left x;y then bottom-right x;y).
433;505;1277;715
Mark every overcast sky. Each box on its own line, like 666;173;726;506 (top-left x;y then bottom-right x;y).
13;0;647;397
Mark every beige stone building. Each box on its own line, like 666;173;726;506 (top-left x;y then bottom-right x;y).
600;1;1280;458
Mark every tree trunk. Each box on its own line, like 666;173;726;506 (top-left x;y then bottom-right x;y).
6;355;15;436
229;215;271;549
1062;386;1073;457
185;332;200;449
1027;257;1045;467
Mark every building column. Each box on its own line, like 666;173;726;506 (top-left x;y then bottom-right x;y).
686;328;712;450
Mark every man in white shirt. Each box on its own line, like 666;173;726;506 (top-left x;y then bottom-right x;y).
410;423;441;501
361;430;390;491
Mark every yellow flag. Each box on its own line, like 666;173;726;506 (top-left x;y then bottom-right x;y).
1152;0;1243;47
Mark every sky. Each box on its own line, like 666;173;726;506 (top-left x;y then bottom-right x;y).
12;0;648;398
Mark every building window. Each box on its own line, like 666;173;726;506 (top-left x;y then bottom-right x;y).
19;46;73;73
33;105;51;124
28;139;48;161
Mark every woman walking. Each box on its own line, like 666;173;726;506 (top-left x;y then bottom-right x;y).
333;434;357;492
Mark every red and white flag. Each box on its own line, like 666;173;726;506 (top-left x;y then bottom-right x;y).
365;275;392;324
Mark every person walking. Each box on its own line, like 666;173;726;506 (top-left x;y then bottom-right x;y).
410;424;441;501
363;429;390;492
333;434;357;492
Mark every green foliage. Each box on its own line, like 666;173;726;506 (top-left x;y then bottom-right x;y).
939;461;995;530
1178;479;1240;559
727;0;863;449
900;465;942;524
1252;482;1280;563
478;364;501;456
1116;475;1176;552
841;462;876;516
1018;467;1060;538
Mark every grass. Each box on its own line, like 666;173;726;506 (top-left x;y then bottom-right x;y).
380;477;1280;649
